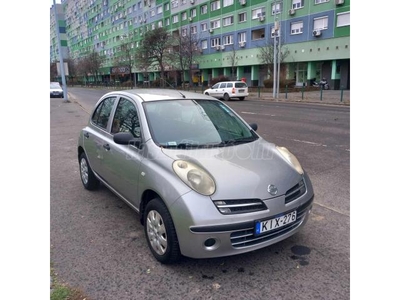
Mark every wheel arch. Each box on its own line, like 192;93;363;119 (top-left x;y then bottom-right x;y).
140;189;162;225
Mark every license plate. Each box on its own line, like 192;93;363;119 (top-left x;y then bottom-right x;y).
255;211;297;235
239;89;244;92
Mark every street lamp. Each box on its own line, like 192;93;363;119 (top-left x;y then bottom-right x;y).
53;0;68;101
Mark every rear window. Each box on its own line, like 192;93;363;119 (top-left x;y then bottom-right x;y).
235;82;247;88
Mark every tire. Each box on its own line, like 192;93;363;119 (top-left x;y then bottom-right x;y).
223;93;230;101
205;92;209;95
144;198;181;264
239;97;245;101
324;85;329;90
79;152;100;190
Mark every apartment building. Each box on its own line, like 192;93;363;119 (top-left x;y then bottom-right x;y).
50;0;350;89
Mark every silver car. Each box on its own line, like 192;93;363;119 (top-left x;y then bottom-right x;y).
78;89;314;264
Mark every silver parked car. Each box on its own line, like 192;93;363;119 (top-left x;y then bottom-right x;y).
78;89;314;263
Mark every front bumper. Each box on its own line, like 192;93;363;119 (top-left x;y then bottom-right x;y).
169;175;314;259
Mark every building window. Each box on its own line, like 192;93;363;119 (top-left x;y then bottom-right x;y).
182;12;187;20
290;21;303;34
190;8;196;18
165;18;170;25
238;12;247;22
292;0;304;9
164;3;170;10
252;8;265;19
315;0;329;4
171;1;178;8
172;15;179;24
191;26;197;34
251;28;265;40
238;32;246;42
211;38;221;47
337;12;350;27
158;20;163;27
314;16;328;30
157;6;163;14
201;22;208;31
223;16;234;26
201;40;208;49
223;0;233;7
211;1;220;11
272;2;281;15
223;35;233;45
210;19;221;29
182;28;188;36
200;5;207;14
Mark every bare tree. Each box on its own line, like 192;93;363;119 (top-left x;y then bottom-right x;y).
258;40;289;79
115;34;136;86
170;31;202;87
134;27;173;87
227;47;239;80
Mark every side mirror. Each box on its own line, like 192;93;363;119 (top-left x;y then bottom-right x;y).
113;132;142;148
249;123;258;131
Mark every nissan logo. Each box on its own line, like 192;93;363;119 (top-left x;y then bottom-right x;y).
267;184;278;196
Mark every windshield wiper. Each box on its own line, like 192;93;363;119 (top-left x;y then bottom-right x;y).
161;142;201;149
216;137;258;147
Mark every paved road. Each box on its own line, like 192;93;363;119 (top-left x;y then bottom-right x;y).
51;88;350;300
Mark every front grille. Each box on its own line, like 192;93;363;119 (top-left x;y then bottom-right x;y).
230;198;312;248
213;199;267;215
285;178;306;204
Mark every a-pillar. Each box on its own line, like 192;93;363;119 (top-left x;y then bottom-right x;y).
251;65;259;87
307;62;317;86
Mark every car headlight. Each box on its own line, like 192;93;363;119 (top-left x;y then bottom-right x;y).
173;160;216;196
276;146;304;175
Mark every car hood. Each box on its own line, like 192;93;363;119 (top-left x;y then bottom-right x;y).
161;139;303;200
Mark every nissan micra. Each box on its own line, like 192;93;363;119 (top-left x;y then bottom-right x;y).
78;89;314;264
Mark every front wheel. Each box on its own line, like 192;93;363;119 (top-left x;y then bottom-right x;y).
144;198;181;264
223;93;230;101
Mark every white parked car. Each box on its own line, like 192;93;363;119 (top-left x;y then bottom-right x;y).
204;81;249;101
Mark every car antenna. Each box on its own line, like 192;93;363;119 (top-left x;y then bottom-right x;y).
178;91;186;98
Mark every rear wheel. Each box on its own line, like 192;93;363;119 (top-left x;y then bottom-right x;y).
223;93;230;101
79;152;99;190
239;97;245;101
144;198;181;264
205;92;209;95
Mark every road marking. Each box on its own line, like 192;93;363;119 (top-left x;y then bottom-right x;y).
241;111;276;117
292;139;327;147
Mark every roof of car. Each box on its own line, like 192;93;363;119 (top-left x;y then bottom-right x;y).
105;88;216;102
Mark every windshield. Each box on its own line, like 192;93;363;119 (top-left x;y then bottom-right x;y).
50;82;61;89
143;100;257;148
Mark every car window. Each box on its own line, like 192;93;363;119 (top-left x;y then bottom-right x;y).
91;97;116;130
50;82;61;89
219;83;226;88
111;97;141;138
144;100;257;147
226;83;233;88
235;82;247;88
212;83;220;89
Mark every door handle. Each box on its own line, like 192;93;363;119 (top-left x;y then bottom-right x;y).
84;132;89;138
103;144;110;151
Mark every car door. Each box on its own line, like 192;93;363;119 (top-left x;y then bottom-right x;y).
218;82;227;98
101;96;143;207
209;83;220;98
83;96;117;177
